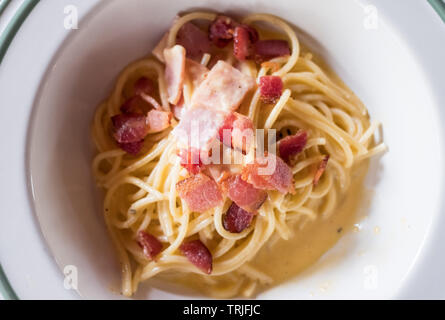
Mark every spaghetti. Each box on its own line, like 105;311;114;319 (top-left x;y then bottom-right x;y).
91;12;386;298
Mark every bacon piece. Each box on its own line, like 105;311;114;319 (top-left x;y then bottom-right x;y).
112;113;148;144
242;153;294;194
177;22;211;61
178;147;203;175
223;175;267;213
279;131;308;165
137;231;162;260
191;61;255;112
209;16;237;48
233;25;259;61
146;110;172;133
254;40;291;62
313;155;330;186
120;96;148;114
176;173;223;212
134;77;155;96
185;58;209;88
180;240;212;274
259;76;283;104
172;107;227;151
218;112;254;153
223;202;255;233
118;140;144;155
164;45;186;105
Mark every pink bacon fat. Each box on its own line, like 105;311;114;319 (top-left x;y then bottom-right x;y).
278;131;308;165
180;240;213;274
259;75;283;104
164;44;186;105
242;152;294;194
223;202;255;233
191;60;255;113
137;231;163;260
176;173;223;213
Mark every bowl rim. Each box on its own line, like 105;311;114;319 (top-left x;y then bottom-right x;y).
1;0;445;300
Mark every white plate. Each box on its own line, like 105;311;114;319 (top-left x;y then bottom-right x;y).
1;0;445;299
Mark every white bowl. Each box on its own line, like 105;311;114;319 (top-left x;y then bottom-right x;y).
1;0;445;299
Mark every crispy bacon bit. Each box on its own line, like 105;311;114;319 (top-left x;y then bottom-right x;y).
177;22;211;61
180;240;212;274
259;76;283;104
164;45;186;105
242;153;294;194
112;113;148;144
176;173;223;213
218;112;254;153
146;110;172;133
178;147;203;175
137;231;162;260
191;61;255;112
134;77;155;96
209;16;237;48
223;175;268;213
120;96;148;114
223;202;255;233
254;40;291;62
279;131;308;165
313;155;330;186
118;140;144;155
233;25;259;61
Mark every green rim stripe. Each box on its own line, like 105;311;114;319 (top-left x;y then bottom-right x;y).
0;0;39;65
0;0;12;16
429;0;445;23
0;0;40;301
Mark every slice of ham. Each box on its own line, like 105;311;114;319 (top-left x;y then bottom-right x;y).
259;75;283;104
137;231;163;260
191;60;255;112
223;202;255;233
146;110;172;134
178;147;203;175
164;45;186;105
172;106;227;151
279;131;308;165
222;175;268;213
313;155;330;186
176;173;223;213
208;16;237;48
177;22;211;61
254;40;291;62
218;112;254;153
180;240;212;274
112;113;149;144
185;58;209;88
242;152;294;194
118;140;144;155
